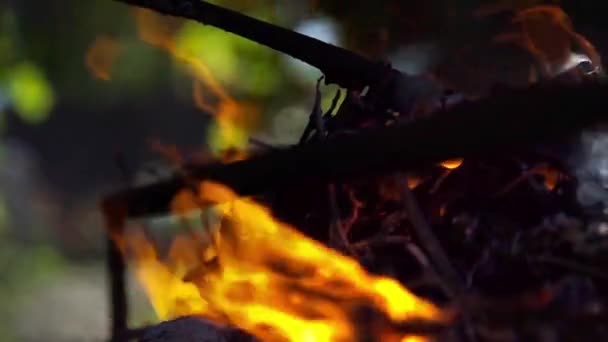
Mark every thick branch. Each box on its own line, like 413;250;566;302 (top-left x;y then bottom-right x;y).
102;83;608;219
114;0;389;90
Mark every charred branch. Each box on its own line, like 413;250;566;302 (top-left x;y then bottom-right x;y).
102;82;608;219
107;235;128;341
120;316;258;342
114;0;391;91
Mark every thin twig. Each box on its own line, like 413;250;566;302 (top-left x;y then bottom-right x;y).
396;173;479;340
352;235;452;293
429;168;454;194
325;88;343;117
248;137;278;150
530;255;608;281
311;77;356;256
396;173;465;298
299;86;342;144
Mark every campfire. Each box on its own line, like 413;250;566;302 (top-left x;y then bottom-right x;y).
100;1;608;341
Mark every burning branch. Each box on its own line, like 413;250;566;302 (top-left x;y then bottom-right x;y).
102;82;608;219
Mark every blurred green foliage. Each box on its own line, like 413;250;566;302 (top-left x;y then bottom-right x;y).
7;62;55;124
0;9;55;125
174;18;282;97
0;241;66;341
111;37;170;97
0;195;8;232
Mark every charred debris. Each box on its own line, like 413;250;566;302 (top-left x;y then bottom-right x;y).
104;1;608;341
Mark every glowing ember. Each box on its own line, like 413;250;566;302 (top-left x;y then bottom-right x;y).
133;8;259;155
401;336;426;342
85;36;122;81
533;164;561;191
407;176;424;189
116;182;447;342
439;159;463;170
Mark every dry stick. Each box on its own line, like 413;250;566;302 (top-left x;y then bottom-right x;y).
248;137;277;150
429;168;454;194
494;164;556;196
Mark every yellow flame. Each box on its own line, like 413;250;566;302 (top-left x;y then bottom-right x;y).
402;336;427;342
85;35;122;81
439;159;463;170
133;8;259;155
116;182;447;342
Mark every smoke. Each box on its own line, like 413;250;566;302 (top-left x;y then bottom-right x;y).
571;128;608;209
390;43;440;75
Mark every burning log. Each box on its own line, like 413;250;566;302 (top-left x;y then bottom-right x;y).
102;81;608;219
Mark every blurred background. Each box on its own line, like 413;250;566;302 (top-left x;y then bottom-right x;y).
0;0;606;340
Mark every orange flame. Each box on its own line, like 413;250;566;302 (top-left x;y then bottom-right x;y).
116;182;447;341
133;8;258;155
533;164;561;191
85;35;122;81
407;176;424;189
494;5;602;78
439;159;463;170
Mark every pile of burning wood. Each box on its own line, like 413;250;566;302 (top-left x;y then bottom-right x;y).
102;1;608;341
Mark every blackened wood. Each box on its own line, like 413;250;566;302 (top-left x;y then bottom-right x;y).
122;316;260;341
108;236;128;341
102;82;608;219
103;199;129;341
